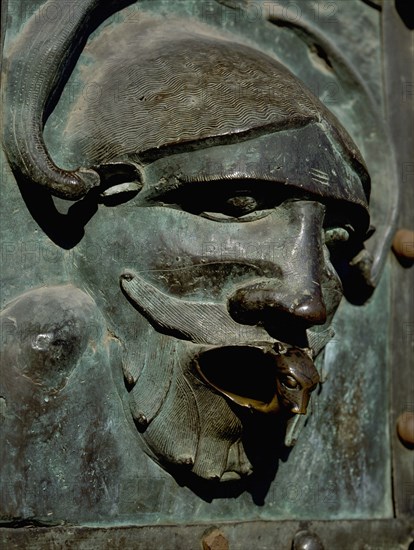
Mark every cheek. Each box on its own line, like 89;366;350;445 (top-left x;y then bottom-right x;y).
75;204;343;313
121;207;294;300
138;207;291;258
276;381;293;404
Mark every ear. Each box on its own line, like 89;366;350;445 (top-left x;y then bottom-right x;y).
3;0;137;200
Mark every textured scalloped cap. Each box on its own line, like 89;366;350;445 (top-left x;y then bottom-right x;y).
64;17;369;200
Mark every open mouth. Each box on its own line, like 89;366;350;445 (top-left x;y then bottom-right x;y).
194;345;319;415
195;346;279;412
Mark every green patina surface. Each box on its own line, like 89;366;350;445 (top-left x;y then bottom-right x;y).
1;0;395;526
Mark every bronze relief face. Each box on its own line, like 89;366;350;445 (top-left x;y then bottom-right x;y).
3;7;374;486
72;126;369;481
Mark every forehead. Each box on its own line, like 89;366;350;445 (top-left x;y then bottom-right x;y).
139;126;370;231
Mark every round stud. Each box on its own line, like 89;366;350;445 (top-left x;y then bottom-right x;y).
392;229;414;261
293;530;324;550
202;528;229;550
397;412;414;448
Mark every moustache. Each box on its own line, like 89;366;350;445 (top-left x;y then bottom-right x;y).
120;269;334;355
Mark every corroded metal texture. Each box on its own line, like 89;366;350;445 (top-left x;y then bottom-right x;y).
1;519;413;550
0;0;411;541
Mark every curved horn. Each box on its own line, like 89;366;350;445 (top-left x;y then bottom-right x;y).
3;0;136;200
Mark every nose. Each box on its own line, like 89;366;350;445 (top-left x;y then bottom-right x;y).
227;202;328;328
228;283;327;327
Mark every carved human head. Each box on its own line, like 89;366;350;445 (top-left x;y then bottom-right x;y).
4;15;371;482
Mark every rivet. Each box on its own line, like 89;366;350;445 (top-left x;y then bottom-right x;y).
202;528;229;550
293;530;324;550
392;229;414;261
397;412;414;448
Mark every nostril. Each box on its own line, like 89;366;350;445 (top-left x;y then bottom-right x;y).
227;287;264;325
296;395;310;415
292;406;307;415
227;287;285;326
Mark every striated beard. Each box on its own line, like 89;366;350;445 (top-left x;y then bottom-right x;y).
119;269;333;481
123;328;252;481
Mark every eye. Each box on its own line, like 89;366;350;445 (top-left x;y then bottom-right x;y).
324;226;351;245
96;162;143;206
224;195;258;216
200;193;273;222
323;223;358;254
152;181;289;222
204;193;260;218
281;375;300;390
100;181;142;206
200;195;268;221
